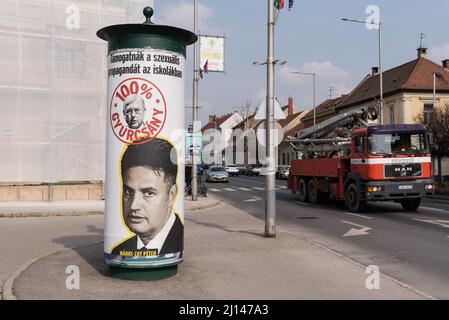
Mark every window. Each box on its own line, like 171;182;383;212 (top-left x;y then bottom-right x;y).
355;135;365;154
389;105;395;124
423;103;434;124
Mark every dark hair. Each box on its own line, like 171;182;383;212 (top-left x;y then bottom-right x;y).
121;138;178;187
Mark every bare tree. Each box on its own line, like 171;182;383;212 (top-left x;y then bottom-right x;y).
416;104;449;184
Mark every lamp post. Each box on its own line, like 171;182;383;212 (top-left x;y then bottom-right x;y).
253;56;286;238
433;72;441;109
191;0;199;201
292;71;316;126
342;18;383;125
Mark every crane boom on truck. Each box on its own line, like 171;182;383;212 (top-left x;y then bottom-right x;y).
287;106;436;212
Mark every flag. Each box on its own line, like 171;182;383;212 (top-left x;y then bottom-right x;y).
288;0;294;11
274;0;285;9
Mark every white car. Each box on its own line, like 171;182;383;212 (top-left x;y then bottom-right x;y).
225;164;240;176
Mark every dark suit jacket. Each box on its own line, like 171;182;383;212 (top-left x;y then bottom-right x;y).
111;214;183;256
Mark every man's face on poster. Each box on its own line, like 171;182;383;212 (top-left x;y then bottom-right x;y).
123;96;146;129
122;166;177;243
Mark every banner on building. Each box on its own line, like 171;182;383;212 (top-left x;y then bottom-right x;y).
199;35;225;73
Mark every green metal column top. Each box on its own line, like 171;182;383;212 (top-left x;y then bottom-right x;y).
97;7;197;56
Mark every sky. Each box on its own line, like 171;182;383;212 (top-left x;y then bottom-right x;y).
153;0;449;125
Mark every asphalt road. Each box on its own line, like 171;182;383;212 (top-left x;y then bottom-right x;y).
204;174;449;299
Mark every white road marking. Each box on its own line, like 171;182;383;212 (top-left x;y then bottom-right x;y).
244;196;262;202
223;188;237;192
252;187;265;191
238;187;252;191
208;188;221;192
341;220;372;237
413;219;449;229
419;206;449;213
344;212;373;220
387;202;448;214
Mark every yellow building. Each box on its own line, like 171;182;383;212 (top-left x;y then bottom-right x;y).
336;48;449;126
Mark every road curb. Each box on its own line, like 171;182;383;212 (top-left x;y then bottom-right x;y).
1;241;103;301
186;199;221;211
0;211;104;218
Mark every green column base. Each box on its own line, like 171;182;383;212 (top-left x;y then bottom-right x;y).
108;265;178;281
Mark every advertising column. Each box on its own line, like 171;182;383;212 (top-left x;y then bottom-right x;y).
97;7;197;278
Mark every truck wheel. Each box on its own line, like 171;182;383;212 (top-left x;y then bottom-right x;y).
298;178;308;202
400;198;421;211
345;183;366;212
308;179;322;204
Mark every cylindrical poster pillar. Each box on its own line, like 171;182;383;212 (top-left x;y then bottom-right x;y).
97;7;197;277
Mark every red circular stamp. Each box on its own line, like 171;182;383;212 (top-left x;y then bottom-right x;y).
110;78;167;145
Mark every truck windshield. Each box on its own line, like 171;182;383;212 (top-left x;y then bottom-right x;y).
368;133;429;155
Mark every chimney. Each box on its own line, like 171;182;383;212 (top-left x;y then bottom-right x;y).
417;47;428;58
442;59;449;69
371;67;379;75
288;96;293;117
208;115;216;123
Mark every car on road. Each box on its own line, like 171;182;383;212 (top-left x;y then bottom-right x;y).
225;164;240;176
245;165;262;176
276;165;290;180
237;165;247;175
206;166;229;183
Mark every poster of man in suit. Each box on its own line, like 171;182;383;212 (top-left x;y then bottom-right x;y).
111;137;183;257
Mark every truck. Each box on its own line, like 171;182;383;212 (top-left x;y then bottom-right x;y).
287;106;436;212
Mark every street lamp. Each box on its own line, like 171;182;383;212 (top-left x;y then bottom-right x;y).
291;71;316;126
342;18;383;125
191;0;199;201
433;72;442;109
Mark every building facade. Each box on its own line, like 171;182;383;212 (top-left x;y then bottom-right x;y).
0;0;153;201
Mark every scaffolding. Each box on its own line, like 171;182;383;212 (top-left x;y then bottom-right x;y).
0;0;152;184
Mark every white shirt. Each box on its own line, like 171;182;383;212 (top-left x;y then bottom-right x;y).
136;212;176;253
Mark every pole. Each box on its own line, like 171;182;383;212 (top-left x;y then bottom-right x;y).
265;0;276;237
433;72;436;109
191;0;198;201
378;22;383;125
313;74;316;126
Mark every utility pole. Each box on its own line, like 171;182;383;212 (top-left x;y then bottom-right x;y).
342;18;383;125
329;86;335;100
265;0;276;237
291;72;316;125
191;0;199;201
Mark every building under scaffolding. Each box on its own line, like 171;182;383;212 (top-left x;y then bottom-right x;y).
0;0;153;200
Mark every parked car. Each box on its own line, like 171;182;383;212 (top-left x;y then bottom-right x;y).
237;166;247;175
276;165;290;180
245;165;262;176
206;166;229;183
225;164;240;176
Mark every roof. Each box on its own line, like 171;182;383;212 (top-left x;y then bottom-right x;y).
201;113;233;132
301;95;348;122
338;57;449;109
278;111;302;127
283;122;306;139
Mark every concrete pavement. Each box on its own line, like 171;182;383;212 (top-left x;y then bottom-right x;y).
3;195;431;300
0;196;220;217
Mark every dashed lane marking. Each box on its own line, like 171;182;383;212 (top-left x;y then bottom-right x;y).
344;212;373;220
